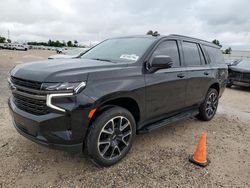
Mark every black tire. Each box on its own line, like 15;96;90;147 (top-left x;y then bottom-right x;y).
197;88;219;121
86;106;136;167
226;79;233;88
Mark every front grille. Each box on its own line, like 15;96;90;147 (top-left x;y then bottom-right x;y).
10;77;49;115
230;71;242;80
11;76;41;90
13;94;49;115
242;73;250;81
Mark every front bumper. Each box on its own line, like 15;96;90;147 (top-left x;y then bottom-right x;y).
8;96;93;153
228;71;250;87
228;78;250;87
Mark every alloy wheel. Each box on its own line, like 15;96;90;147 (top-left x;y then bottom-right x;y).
205;92;218;118
97;116;132;160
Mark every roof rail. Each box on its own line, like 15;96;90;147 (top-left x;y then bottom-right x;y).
169;34;212;44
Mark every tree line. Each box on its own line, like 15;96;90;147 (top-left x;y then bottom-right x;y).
27;40;80;47
1;36;82;48
0;36;11;43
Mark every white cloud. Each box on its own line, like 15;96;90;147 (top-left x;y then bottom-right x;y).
0;0;250;49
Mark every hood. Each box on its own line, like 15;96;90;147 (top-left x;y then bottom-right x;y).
48;54;76;59
11;58;128;82
229;65;250;73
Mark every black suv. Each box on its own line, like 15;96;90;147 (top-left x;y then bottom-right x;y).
8;34;227;166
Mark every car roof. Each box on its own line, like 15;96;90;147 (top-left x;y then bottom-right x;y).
112;34;219;49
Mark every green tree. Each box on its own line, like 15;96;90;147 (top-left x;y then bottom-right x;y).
55;40;64;47
0;36;6;43
74;40;78;47
212;39;222;48
28;40;66;47
146;30;153;35
7;39;11;43
48;39;52;46
224;47;232;54
67;40;73;47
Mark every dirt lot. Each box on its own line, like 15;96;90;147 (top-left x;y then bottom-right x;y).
0;49;249;187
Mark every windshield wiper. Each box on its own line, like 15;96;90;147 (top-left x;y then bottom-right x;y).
91;58;113;62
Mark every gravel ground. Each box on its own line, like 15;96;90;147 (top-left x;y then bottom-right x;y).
0;49;249;187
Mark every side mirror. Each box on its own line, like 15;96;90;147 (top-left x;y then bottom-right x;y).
150;55;173;70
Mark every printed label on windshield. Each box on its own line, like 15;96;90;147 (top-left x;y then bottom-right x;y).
120;54;139;61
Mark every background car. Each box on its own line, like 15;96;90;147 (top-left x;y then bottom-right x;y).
49;48;89;59
225;59;242;66
12;44;28;51
56;48;68;54
227;59;250;87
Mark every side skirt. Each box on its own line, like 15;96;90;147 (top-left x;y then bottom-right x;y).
138;108;199;134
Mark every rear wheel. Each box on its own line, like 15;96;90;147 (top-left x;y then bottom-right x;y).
197;88;219;121
86;106;136;167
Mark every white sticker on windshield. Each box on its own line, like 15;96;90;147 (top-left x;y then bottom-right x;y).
120;54;139;61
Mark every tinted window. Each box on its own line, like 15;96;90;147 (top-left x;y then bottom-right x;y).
204;45;224;64
81;37;155;63
151;40;180;67
182;42;201;66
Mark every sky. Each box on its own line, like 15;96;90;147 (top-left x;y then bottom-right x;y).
0;0;250;49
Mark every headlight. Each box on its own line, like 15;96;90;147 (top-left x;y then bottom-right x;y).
43;81;86;112
41;82;86;94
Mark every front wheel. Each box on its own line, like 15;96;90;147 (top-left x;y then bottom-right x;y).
197;88;219;121
86;106;136;167
226;79;233;88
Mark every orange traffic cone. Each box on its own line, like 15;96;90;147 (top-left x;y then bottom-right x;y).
189;132;210;167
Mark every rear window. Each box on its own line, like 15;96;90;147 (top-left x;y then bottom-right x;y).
204;45;224;64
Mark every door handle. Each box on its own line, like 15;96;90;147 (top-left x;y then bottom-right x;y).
204;71;209;75
177;73;185;78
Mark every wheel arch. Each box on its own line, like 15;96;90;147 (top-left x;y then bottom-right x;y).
90;97;141;127
209;82;220;94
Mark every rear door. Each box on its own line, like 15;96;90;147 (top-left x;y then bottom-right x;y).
182;41;213;106
145;40;187;121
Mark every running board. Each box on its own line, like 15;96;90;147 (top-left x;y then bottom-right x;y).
138;109;199;134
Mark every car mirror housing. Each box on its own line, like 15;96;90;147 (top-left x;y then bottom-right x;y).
150;55;173;70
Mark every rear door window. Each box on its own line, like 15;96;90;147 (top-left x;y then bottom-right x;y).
204;45;224;64
151;40;180;67
182;42;201;66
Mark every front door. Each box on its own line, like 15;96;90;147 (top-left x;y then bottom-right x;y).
145;40;187;121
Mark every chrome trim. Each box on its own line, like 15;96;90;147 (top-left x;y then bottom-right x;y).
13;84;45;94
9;81;73;95
46;93;73;112
12;90;46;100
74;81;86;94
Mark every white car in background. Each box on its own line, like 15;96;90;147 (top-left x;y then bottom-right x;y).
49;48;89;59
12;44;28;51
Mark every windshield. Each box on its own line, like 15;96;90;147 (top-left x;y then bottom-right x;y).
65;48;88;56
236;59;250;69
81;37;155;63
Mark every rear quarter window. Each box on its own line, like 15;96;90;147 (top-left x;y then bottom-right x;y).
204;45;224;64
